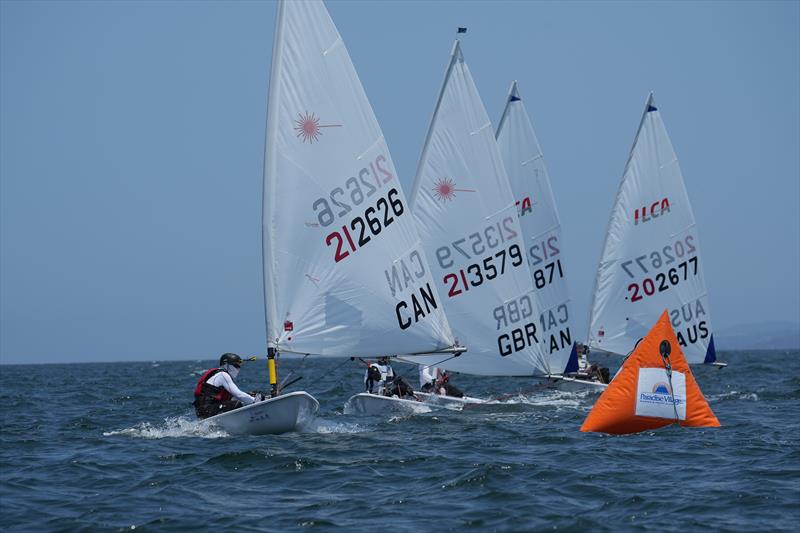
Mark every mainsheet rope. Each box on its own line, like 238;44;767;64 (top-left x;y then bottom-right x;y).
658;340;681;423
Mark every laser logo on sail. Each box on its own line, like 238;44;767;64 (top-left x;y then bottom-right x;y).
294;112;341;143
432;178;475;202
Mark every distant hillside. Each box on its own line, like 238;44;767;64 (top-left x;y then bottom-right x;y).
715;321;800;350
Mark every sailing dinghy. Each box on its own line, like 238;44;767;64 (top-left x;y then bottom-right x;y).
260;0;460;422
201;391;319;436
495;81;605;392
587;94;722;369
345;393;434;416
400;40;552;389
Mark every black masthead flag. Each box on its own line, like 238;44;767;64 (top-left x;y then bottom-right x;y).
457;27;467;33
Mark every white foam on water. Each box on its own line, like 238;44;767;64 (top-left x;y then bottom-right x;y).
298;417;367;434
500;389;590;408
708;390;759;402
103;416;229;439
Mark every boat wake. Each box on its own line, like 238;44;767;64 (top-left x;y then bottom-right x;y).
498;389;591;409
298;417;367;434
103;416;229;439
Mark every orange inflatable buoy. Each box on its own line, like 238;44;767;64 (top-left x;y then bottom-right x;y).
581;310;720;435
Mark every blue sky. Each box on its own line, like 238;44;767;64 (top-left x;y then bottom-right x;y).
2;0;798;363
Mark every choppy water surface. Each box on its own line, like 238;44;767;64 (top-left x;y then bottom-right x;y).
1;351;798;531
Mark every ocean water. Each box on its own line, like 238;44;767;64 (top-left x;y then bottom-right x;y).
1;350;798;531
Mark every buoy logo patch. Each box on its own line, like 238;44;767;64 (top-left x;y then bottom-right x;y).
635;368;687;420
652;382;671;395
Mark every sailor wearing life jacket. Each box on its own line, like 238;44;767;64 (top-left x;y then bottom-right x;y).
193;353;256;419
364;356;394;394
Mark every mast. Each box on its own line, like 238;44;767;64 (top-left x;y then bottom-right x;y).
494;80;518;139
262;0;286;353
409;40;462;209
261;0;287;392
585;92;654;355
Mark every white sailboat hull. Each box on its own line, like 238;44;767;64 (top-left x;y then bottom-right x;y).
344;393;432;416
414;391;491;407
203;391;319;435
540;374;608;393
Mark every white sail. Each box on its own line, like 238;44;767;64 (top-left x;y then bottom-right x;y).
262;0;456;357
495;81;579;375
407;41;548;376
587;94;716;364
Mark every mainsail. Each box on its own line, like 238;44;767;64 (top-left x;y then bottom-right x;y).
495;81;578;375
587;94;716;364
262;0;456;357
408;41;548;376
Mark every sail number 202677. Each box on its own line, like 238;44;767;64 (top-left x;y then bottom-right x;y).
620;235;700;303
325;188;404;263
627;257;699;303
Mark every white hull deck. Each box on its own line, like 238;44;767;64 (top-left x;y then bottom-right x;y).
344;393;433;416
542;374;608;392
345;391;492;415
414;391;491;407
203;391;319;435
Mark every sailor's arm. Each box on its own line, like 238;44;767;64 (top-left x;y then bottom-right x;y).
219;373;256;405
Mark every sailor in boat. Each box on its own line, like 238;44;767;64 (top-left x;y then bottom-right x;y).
572;343;610;385
418;364;438;392
434;371;464;398
385;374;416;399
419;365;464;398
193;353;258;419
363;356;416;399
364;356;394;394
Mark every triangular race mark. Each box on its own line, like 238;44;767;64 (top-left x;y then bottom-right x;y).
581;310;720;435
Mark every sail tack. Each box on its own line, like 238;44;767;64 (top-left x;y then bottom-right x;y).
408;42;548;376
262;0;455;357
495;81;578;375
587;94;715;364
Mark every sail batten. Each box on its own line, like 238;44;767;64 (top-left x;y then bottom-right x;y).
587;94;715;364
262;0;456;358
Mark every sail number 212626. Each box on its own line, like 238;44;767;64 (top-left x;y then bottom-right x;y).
325;188;405;263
